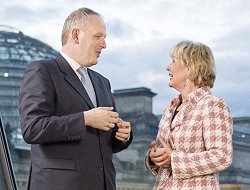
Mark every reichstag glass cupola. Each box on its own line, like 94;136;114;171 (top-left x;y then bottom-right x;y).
0;25;58;188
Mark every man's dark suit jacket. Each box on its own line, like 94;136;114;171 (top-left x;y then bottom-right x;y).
19;54;132;190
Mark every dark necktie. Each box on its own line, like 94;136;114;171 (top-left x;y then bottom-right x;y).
77;67;97;107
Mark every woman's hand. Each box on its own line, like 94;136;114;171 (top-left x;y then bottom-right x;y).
149;137;172;167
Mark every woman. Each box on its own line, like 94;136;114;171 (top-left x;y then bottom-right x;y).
145;41;233;190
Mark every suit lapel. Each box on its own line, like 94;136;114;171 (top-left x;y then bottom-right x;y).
54;54;94;108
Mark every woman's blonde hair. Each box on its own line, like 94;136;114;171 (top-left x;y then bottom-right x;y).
170;40;216;88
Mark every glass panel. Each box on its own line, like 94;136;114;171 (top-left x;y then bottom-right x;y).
0;117;18;190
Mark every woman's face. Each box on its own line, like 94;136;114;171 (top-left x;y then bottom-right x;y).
166;56;189;91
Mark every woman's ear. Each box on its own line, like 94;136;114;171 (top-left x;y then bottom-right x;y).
184;67;190;79
184;68;190;87
187;67;190;76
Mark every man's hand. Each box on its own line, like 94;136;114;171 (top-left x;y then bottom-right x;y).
115;118;131;142
83;107;119;131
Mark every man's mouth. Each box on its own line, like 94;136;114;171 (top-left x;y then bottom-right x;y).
96;51;101;57
169;73;173;79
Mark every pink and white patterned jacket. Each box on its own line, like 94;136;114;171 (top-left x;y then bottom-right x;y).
145;86;233;190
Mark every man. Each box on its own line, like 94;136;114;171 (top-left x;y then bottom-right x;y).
19;7;132;190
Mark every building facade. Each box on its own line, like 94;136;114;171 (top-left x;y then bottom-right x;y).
113;87;158;189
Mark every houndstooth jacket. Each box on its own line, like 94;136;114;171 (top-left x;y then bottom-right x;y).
145;86;233;190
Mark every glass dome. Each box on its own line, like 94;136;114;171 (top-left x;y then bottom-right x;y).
0;25;58;149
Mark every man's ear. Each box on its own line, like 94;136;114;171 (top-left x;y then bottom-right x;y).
72;28;79;44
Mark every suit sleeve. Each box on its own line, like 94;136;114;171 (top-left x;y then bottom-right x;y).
19;62;85;144
100;80;133;153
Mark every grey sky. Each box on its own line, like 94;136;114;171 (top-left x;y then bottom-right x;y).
1;0;249;116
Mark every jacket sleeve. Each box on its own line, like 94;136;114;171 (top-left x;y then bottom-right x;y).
19;62;85;144
171;97;233;179
108;83;133;153
145;149;159;175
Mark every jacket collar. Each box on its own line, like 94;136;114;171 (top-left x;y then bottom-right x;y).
170;86;212;129
54;54;96;108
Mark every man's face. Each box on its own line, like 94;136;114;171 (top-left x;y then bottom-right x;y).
78;15;106;67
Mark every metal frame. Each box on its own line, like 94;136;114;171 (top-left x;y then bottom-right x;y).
0;116;18;190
